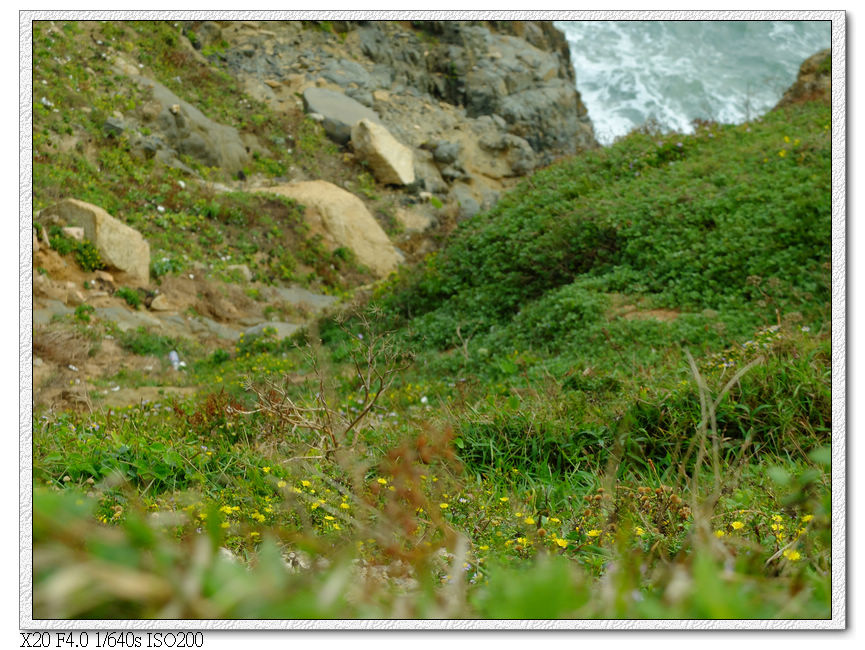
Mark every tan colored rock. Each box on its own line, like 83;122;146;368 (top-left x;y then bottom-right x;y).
149;294;177;311
265;181;402;278
62;226;84;241
350;119;415;186
39;199;150;285
395;207;436;234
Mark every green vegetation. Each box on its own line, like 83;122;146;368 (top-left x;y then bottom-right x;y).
31;20;832;621
32;20;376;293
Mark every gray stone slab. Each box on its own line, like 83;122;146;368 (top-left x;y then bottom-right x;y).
93;306;165;332
194;316;241;341
302;87;382;145
33;300;73;326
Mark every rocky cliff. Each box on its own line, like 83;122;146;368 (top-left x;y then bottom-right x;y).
184;20;597;218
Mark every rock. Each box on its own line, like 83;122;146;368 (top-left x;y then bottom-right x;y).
395;206;436;234
38;199;150;285
350;119;415;186
413;152;449;194
93;305;164;332
265;181;402;277
189;316;240;341
449;183;482;221
134;77;254;175
33;300;73;326
225;264;253;282
775;49;831;109
149;294;177;311
302;87;383;145
433;141;461;165
244;322;301;340
103;116;125;136
61;226;84;241
66;290;87;306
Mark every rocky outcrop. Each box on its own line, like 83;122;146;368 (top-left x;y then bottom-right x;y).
111;55;263;175
264;181;402;277
350;119;415;186
775;49;831;109
183;20;597;219
38;199;151;284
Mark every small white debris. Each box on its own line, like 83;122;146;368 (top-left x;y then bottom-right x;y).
188;274;194;280
177;180;186;189
156;205;165;213
420;396;429;405
168;350;181;371
111;386;120;392
67;364;78;372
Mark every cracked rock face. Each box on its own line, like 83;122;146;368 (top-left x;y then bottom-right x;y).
185;20;598;216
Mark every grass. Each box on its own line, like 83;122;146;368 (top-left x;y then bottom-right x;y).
30;20;833;621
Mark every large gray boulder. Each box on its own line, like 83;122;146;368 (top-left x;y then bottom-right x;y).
39;199;151;285
302;87;383;145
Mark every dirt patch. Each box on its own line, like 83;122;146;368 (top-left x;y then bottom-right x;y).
606;294;680;322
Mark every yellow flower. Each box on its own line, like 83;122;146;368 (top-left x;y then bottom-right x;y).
714;530;726;538
333;523;341;530
499;497;509;503
301;480;311;487
277;480;287;488
220;522;230;529
783;549;802;561
479;545;489;551
731;521;745;530
548;517;560;524
524;517;535;525
587;529;602;537
440;503;449;509
339;502;351;510
324;515;335;521
802;514;813;523
262;467;270;473
377;478;388;485
292;487;302;494
772;514;784;522
555;538;568;548
635;526;645;537
778;149;787;157
784;135;790;143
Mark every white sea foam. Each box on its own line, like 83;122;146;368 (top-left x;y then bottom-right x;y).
555;21;830;145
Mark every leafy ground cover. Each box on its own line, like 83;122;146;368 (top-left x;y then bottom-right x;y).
31;21;832;620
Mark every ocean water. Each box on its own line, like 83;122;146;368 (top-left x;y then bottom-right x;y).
554;21;831;145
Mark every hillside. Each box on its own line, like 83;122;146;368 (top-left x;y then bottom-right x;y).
30;21;833;622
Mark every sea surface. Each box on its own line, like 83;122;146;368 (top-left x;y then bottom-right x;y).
554;20;831;145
